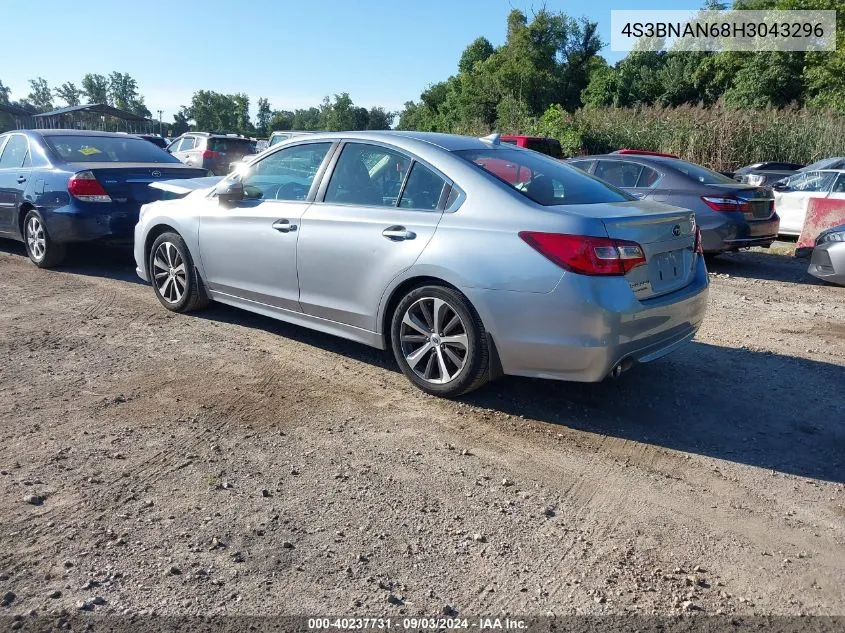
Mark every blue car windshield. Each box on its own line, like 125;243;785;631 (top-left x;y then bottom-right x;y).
455;148;633;206
44;135;182;163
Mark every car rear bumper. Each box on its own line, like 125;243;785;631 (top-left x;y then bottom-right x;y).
808;242;845;286
466;256;710;382
700;213;780;252
45;204;139;244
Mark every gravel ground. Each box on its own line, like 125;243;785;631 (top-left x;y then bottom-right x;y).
0;240;843;623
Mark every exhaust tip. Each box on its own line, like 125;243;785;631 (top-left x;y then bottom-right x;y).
609;358;635;379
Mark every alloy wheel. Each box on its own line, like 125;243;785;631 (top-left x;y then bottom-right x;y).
152;242;187;304
26;217;46;261
399;297;469;384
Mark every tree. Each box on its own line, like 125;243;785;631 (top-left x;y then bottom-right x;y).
81;74;109;104
458;37;495;73
0;80;10;104
268;109;293;131
27;77;53;112
256;97;272;136
54;82;83;107
172;106;192;136
366;107;394;130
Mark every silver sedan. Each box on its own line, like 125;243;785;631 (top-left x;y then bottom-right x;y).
134;131;709;397
808;224;845;286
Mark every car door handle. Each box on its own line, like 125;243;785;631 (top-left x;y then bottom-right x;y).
16;176;26;184
382;226;416;241
272;219;297;233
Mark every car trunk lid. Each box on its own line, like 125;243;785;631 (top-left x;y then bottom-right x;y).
565;200;699;300
70;163;209;205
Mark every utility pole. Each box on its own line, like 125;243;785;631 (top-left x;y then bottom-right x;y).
157;109;163;136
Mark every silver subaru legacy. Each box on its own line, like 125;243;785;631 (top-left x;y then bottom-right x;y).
134;131;709;397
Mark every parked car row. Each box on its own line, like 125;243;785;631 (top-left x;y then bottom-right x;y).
0;128;713;397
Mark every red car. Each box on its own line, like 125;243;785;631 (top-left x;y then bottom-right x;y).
500;135;563;159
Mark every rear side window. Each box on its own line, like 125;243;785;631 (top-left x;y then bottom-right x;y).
456;148;632;206
399;162;447;210
44;135;181;163
638;166;660;187
325;143;411;207
595;160;643;188
0;135;29;169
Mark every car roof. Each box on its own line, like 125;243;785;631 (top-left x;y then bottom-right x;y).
276;130;508;153
18;129;143;138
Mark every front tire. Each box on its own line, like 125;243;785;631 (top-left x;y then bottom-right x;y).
24;210;66;268
148;232;210;312
390;285;489;397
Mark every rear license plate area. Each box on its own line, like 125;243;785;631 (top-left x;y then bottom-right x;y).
653;250;683;283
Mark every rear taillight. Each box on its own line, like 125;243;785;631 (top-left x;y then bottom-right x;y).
202;150;221;160
519;232;646;276
701;196;751;213
68;171;111;203
694;226;703;254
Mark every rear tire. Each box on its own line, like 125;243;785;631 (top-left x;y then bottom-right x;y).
390;285;489;397
148;232;210;313
23;210;66;268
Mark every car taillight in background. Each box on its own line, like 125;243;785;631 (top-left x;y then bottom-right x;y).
519;232;646;276
68;171;111;203
701;196;751;212
202;150;222;160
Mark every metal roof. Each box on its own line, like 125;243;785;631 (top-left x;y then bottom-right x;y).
0;103;37;117
32;103;151;122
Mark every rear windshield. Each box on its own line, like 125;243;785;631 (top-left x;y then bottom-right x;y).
456;148;633;206
664;159;736;184
208;137;255;153
44;135;180;163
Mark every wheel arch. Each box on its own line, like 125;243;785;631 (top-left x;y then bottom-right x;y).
143;223;182;274
379;274;503;380
18;202;36;239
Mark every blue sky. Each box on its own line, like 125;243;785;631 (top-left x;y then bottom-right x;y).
4;0;703;121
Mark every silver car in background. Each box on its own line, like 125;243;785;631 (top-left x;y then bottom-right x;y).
134;131;709;397
808;224;845;286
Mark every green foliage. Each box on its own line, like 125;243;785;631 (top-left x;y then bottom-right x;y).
27;77;53;112
571;104;845;171
81;73;109;105
398;8;604;135
256;97;272;136
54;82;82;107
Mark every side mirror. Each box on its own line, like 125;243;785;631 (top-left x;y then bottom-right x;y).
216;179;244;204
771;182;788;192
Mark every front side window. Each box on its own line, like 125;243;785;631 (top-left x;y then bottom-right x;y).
241;142;332;201
44;135;180;163
269;134;289;147
180;137;197;151
457;148;632;206
832;174;845;193
568;159;594;173
0;135;29;169
325;143;411;207
399;162;447;210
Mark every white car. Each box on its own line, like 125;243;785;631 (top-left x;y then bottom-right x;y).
773;169;845;236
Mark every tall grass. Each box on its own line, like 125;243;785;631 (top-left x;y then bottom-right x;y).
570;105;845;171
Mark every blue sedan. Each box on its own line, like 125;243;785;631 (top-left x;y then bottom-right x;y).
0;129;207;267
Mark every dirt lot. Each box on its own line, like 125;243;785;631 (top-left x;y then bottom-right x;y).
0;240;843;622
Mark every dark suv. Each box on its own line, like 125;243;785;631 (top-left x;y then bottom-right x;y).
166;132;257;175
